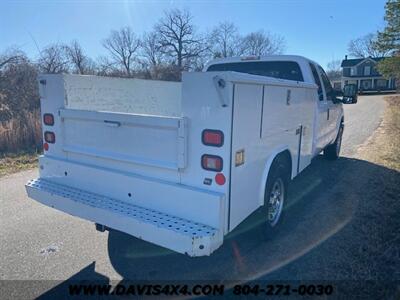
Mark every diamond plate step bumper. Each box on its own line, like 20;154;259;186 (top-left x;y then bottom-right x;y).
25;178;223;256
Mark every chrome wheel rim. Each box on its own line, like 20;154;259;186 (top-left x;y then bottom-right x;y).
268;178;284;227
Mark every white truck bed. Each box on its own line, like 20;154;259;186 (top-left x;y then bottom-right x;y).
63;75;182;117
26;65;319;256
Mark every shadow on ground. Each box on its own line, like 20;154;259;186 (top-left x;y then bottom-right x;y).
38;156;400;299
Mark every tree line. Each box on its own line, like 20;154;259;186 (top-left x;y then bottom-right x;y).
1;2;397;153
1;9;285;82
0;8;285;152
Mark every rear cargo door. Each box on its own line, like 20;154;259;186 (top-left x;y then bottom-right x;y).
60;109;186;183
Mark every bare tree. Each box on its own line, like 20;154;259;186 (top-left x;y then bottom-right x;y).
241;30;285;56
348;33;389;58
155;9;207;70
208;21;241;58
0;47;27;70
151;64;181;81
65;40;94;74
140;31;165;68
37;43;69;74
326;59;342;81
102;27;141;76
0;48;41;151
94;56;127;77
95;56;113;76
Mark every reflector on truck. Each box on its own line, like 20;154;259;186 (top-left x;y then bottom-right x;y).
201;154;223;172
44;131;55;143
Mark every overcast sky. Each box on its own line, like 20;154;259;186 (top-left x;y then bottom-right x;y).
0;0;387;68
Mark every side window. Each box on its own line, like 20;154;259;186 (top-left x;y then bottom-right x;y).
309;63;323;101
318;66;334;101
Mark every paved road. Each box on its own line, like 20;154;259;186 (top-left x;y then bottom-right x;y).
1;95;396;298
341;94;385;156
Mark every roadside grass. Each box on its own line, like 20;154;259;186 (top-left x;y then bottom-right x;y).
0;150;39;177
358;94;400;171
0;109;42;152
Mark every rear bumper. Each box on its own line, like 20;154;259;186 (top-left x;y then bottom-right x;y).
26;178;223;256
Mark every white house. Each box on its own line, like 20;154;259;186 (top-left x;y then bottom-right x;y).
341;56;396;92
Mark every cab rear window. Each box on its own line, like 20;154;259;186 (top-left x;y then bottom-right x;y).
207;61;304;82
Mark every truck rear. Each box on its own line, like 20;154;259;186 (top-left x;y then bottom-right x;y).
26;60;317;256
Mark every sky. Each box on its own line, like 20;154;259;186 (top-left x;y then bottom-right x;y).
0;0;387;69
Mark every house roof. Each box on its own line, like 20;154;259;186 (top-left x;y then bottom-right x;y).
341;57;385;67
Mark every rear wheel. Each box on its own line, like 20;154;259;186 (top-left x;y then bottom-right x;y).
324;125;343;160
263;157;290;231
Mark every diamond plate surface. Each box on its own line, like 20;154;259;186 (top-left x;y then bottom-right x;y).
27;178;217;238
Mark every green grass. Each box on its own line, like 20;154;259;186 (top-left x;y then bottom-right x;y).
0;150;39;177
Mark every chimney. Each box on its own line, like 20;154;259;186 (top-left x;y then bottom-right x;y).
345;55;348;60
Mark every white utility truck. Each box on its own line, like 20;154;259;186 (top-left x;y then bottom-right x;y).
25;55;357;257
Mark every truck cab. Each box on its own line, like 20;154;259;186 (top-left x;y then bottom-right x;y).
205;55;345;156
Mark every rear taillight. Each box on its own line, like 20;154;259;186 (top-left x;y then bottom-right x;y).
43;114;54;126
202;129;224;147
215;173;226;185
201;154;223;172
44;131;55;144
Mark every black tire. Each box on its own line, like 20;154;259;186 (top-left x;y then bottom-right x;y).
324;125;344;160
263;157;290;232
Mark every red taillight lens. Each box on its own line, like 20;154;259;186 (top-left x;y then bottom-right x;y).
215;173;226;185
201;154;223;172
44;131;55;144
202;129;224;147
43;114;54;126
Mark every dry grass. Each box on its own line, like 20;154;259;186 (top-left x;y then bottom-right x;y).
0;109;42;177
358;94;400;171
0;109;42;153
0;151;39;177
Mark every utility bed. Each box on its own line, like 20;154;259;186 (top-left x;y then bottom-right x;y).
26;57;322;256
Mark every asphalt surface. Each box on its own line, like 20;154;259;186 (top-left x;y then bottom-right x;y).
340;94;385;156
1;94;397;299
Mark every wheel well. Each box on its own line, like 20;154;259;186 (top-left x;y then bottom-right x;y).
270;150;292;181
277;150;292;174
262;150;292;205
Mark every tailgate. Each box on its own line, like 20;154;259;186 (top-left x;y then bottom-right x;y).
60;109;187;171
39;74;185;183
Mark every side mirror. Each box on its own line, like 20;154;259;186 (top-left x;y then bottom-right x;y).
342;84;358;104
330;89;343;104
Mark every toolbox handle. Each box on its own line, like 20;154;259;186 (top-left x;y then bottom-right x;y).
104;120;121;127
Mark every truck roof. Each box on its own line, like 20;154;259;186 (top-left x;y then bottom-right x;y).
204;55;320;84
